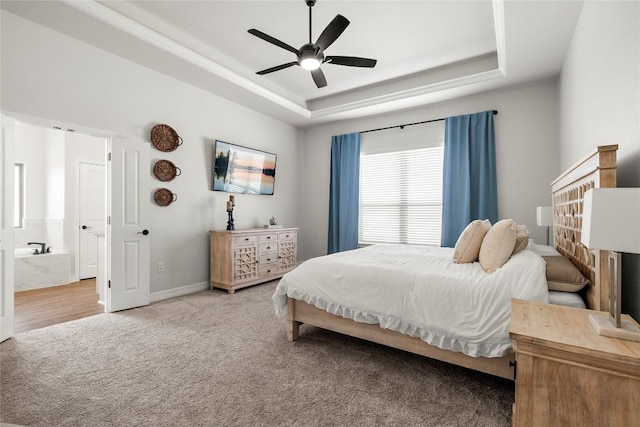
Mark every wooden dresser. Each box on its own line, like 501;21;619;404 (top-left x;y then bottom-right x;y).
209;228;297;293
509;299;640;426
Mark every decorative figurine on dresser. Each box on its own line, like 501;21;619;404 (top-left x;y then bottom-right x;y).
226;195;235;230
210;227;297;293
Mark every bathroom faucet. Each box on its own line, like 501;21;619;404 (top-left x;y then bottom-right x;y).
27;242;46;255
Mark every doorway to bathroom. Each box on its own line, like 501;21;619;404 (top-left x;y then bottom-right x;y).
13;121;106;332
2;113;151;341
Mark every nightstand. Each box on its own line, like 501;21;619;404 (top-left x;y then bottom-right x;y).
509;299;640;426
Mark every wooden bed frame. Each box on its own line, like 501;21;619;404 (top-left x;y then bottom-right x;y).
286;145;617;380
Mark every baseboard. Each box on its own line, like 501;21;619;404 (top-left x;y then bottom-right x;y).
150;281;210;303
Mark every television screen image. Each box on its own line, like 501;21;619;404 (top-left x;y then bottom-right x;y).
212;140;277;195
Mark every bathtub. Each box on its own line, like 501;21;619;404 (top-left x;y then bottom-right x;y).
15;247;39;257
14;248;70;292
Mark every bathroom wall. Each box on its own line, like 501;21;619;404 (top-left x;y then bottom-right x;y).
14;123;54;248
44;129;65;252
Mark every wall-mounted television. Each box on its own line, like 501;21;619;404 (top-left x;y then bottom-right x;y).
212;140;277;195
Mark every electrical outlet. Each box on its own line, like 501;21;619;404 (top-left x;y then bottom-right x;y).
158;261;165;273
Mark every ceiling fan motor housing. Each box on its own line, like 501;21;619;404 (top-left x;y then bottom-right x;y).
300;43;323;61
299;43;323;70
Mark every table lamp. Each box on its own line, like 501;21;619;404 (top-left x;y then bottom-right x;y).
536;206;553;245
581;188;640;342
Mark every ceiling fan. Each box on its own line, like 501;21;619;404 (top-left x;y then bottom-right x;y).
248;0;377;88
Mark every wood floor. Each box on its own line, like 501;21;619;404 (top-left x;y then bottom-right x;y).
14;279;104;334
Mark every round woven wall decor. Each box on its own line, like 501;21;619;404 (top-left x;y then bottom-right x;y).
153;160;181;182
154;188;177;206
150;124;183;152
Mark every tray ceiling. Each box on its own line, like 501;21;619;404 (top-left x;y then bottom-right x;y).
1;0;585;127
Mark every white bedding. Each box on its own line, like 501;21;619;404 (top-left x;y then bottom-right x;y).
548;291;586;309
273;244;549;358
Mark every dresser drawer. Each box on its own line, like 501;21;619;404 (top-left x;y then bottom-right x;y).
259;242;277;254
259;264;278;277
259;254;278;265
259;233;278;243
234;235;258;245
278;231;296;241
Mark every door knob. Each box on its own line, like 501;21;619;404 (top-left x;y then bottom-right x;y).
138;229;150;236
81;225;92;230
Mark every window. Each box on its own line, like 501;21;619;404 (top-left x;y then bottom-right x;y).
359;146;444;246
14;163;24;228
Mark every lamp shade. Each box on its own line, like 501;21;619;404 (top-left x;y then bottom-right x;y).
536;206;553;227
581;188;640;253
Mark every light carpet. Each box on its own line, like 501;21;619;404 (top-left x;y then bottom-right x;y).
1;280;513;426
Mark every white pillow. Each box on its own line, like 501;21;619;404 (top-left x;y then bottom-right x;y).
548;291;587;309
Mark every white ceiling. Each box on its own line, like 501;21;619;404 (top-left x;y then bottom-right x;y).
2;0;585;128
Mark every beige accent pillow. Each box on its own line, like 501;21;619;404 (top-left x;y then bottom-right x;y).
479;219;517;273
542;256;589;292
512;232;529;255
453;219;491;263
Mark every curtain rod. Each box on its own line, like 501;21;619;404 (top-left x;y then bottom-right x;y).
360;110;498;134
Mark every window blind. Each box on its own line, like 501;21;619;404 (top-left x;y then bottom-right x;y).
359;146;444;246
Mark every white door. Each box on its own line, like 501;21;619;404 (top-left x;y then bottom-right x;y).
79;162;105;279
107;138;150;312
0;115;15;342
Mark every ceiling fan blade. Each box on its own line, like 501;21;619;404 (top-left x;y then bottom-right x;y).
256;62;299;75
248;29;301;56
314;15;350;52
311;68;327;88
325;56;377;68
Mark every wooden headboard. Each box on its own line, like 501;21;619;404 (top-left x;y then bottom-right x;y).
550;145;617;311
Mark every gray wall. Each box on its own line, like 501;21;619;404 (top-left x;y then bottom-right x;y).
299;82;560;261
1;11;301;295
559;1;640;319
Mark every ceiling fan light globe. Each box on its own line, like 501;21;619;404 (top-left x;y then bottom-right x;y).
300;58;321;70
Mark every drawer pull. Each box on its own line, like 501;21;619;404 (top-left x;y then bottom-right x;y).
267;236;271;239
267;258;271;262
267;270;271;273
245;238;249;241
267;246;271;250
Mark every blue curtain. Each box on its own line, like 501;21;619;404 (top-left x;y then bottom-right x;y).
441;111;498;247
328;132;361;254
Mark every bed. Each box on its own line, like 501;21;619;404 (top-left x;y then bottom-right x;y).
274;145;617;380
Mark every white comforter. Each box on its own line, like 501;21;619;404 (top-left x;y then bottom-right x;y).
273;244;549;358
